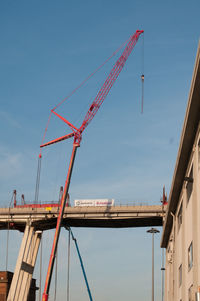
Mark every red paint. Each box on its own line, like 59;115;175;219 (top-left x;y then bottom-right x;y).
40;30;144;148
41;30;144;300
15;203;69;209
42;293;48;301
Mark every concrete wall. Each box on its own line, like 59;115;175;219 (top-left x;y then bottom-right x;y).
164;123;200;301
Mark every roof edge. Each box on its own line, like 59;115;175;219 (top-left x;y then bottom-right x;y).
161;41;200;248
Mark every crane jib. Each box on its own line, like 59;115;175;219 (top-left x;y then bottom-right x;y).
41;29;144;301
40;30;143;148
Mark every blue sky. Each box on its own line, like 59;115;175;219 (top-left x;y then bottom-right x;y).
0;0;200;300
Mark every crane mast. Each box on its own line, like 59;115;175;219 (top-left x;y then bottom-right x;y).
41;29;143;301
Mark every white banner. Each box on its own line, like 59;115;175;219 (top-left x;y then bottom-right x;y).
74;199;114;207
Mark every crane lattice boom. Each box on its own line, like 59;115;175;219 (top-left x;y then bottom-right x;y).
40;29;143;147
41;29;143;301
80;30;143;134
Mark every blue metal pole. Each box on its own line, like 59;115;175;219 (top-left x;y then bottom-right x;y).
70;229;93;301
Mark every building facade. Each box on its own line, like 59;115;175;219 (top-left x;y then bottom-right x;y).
161;43;200;301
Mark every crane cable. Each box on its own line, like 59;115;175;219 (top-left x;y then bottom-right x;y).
34;153;42;203
51;35;132;113
141;32;144;114
40;34;133;148
34;109;52;204
33;36;132;205
34;33;143;205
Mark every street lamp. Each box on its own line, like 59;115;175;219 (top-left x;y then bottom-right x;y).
161;248;165;301
147;228;160;301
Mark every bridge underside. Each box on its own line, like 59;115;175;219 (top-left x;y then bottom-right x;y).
0;205;165;231
35;216;163;230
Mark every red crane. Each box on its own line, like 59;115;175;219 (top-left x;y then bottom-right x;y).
41;29;143;301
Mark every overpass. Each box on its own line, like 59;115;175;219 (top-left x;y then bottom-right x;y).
0;204;166;232
1;204;166;300
1;197;166;297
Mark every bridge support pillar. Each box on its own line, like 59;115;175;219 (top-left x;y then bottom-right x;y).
7;224;42;301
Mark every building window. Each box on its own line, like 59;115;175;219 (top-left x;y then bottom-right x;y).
179;264;182;286
188;242;193;271
188;284;193;301
186;166;193;203
177;203;182;231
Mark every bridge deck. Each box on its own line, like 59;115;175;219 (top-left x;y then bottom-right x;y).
0;205;165;231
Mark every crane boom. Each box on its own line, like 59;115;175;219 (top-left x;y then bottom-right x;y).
79;30;143;134
40;29;143;148
42;30;143;301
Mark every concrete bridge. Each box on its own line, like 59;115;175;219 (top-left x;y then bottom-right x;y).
0;204;165;232
1;204;165;300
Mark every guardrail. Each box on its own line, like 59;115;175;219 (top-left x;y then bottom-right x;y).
0;200;163;209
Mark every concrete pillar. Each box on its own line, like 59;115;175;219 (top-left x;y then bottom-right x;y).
7;223;42;301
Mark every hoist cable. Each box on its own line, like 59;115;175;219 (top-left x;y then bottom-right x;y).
141;75;144;114
37;36;133;201
40;35;132;147
40;111;53;150
141;31;144;76
9;192;14;207
141;32;144;114
51;139;65;203
51;36;132;112
34;155;42;203
35;112;52;202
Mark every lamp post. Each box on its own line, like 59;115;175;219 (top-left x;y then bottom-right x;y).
147;228;160;301
161;248;165;301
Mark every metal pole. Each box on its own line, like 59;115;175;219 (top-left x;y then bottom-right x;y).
152;232;154;301
39;236;43;301
161;248;165;301
147;228;160;301
6;221;9;271
54;249;58;301
67;228;71;301
71;230;93;301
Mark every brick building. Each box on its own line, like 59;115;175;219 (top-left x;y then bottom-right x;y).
0;271;37;301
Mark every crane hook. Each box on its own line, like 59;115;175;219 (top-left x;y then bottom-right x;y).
141;74;144;114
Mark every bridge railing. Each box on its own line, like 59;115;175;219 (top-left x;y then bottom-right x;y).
0;200;163;209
